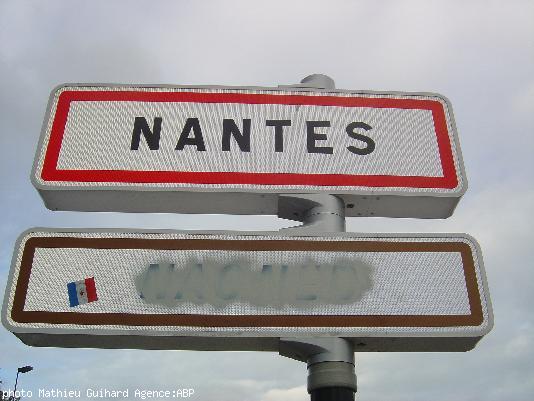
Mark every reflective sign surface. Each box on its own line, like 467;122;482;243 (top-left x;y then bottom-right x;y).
31;85;467;218
2;229;492;351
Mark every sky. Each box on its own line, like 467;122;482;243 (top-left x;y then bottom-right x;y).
0;0;533;400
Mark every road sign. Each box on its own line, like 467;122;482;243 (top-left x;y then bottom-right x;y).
3;228;492;352
32;84;466;218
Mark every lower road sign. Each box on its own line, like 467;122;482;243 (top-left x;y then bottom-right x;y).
2;228;492;352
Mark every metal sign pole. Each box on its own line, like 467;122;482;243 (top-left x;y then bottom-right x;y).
277;69;356;401
277;191;357;400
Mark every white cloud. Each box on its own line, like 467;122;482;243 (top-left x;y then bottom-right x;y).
260;386;307;401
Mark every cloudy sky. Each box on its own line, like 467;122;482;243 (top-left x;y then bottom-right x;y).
1;0;533;400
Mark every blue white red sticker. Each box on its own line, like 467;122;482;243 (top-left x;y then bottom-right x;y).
67;277;98;307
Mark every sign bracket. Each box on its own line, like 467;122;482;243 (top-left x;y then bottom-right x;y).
278;193;346;233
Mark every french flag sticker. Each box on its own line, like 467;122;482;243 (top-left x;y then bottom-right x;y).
67;277;98;307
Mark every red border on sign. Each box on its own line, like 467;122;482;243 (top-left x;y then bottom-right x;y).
40;90;458;189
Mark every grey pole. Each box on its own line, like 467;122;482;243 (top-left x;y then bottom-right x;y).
277;194;356;400
278;193;346;233
300;74;336;89
278;73;336;90
277;75;357;401
279;337;356;401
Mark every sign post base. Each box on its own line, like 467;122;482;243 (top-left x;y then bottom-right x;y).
280;337;356;400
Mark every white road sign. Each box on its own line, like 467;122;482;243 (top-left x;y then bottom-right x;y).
32;84;466;218
2;229;492;352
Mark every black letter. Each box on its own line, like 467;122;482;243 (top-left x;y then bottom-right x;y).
222;119;251;152
306;121;333;154
131;117;162;150
175;118;206;151
346;122;375;155
266;120;291;152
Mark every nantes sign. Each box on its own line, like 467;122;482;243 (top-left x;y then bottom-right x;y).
2;229;492;352
32;85;466;218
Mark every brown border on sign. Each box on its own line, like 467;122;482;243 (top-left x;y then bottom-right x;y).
11;236;483;328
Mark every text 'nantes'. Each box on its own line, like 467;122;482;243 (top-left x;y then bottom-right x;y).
130;117;376;155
